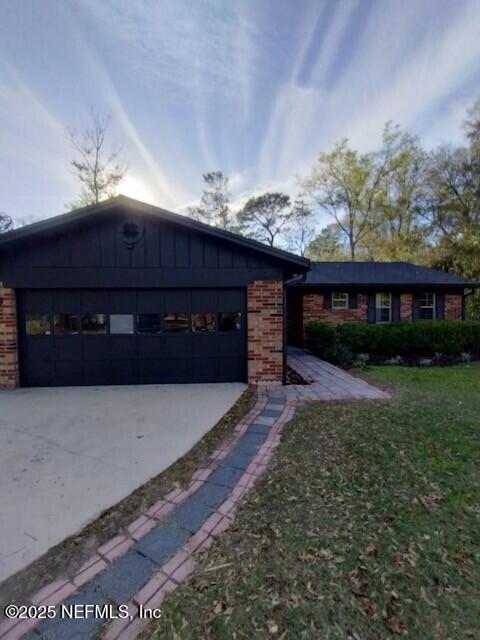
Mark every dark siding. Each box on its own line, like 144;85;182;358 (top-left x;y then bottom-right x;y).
367;293;376;323
392;293;400;322
0;209;284;288
436;293;445;320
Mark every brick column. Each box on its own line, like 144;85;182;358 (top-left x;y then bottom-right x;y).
0;287;19;388
303;293;323;329
247;280;283;384
445;294;463;320
400;294;413;320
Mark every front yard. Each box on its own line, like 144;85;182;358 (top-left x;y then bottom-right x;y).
147;364;480;639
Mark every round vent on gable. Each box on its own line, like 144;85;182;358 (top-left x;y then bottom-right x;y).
119;219;144;247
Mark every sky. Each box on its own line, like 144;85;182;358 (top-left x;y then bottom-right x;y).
1;0;480;226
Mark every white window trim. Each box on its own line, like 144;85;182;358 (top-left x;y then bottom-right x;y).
375;292;392;323
331;292;349;309
420;292;436;320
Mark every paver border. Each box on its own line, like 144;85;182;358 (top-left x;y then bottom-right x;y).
0;394;270;640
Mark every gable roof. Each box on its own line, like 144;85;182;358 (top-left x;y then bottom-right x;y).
0;195;310;272
291;261;478;288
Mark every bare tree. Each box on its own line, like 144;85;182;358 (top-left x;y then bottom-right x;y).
187;171;233;229
68;107;127;209
0;212;13;233
288;199;316;256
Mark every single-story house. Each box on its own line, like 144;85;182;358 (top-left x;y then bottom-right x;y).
0;196;309;388
287;261;477;346
0;196;477;388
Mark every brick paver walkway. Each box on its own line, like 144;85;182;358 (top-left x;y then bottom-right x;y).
1;354;389;640
285;347;390;401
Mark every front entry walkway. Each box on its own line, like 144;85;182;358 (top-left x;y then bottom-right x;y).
286;347;390;401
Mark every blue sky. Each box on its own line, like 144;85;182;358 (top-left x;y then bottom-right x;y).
1;0;480;225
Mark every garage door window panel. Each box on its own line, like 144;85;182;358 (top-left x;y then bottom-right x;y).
54;314;81;335
110;314;135;334
192;313;215;332
137;314;162;334
219;312;242;332
164;313;189;332
81;314;107;335
26;314;51;336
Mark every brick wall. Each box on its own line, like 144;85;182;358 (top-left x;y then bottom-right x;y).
400;293;413;320
0;287;19;388
247;280;283;384
445;294;463;320
303;293;368;332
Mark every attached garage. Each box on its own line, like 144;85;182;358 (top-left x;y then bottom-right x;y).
18;287;246;386
0;196;309;388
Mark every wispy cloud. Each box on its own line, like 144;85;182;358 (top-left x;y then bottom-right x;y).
0;0;479;222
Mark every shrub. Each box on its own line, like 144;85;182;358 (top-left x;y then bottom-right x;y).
304;321;336;359
304;320;480;365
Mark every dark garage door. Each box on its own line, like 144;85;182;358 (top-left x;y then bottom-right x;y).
17;288;246;386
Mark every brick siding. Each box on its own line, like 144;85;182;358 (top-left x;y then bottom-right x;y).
301;291;465;328
247;280;283;384
445;294;463;320
0;287;19;388
303;293;367;333
400;293;413;320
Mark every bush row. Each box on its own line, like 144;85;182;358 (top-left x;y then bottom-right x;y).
304;320;480;365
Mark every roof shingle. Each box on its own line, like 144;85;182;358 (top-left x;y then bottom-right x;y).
292;261;477;287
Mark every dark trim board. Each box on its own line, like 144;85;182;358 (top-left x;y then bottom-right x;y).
1;267;284;290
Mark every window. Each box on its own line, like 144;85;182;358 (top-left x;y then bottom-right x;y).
375;293;391;323
54;314;81;335
332;292;349;309
192;312;215;333
81;314;107;335
110;314;134;334
137;313;161;334
164;313;189;332
419;293;435;320
26;314;51;336
219;312;241;332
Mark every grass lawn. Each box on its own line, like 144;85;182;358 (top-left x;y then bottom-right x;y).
147;365;480;640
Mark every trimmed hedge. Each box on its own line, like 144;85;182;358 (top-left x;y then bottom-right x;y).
305;320;480;365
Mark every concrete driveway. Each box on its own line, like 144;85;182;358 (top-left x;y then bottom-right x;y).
0;383;246;583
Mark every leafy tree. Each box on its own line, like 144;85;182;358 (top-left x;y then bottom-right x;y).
0;212;13;233
68;107;127;209
423;145;480;243
237;192;292;247
303;123;430;260
188;171;233;229
306;224;348;260
365;128;428;260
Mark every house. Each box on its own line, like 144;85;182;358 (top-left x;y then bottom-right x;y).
0;196;309;388
0;196;477;389
287;261;477;346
